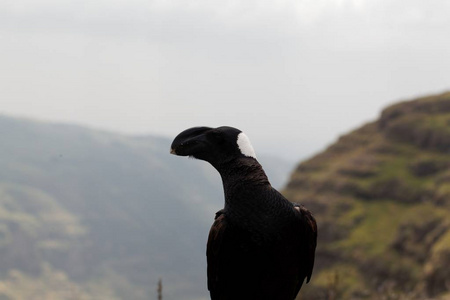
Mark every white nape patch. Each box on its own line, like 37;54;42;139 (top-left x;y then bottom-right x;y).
237;132;257;159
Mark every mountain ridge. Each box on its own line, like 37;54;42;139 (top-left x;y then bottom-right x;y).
284;91;450;299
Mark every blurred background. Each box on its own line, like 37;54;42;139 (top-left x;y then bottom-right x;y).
0;0;449;299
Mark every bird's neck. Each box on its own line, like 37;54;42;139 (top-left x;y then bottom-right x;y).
216;158;271;208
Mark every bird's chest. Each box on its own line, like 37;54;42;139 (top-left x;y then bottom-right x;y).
223;187;296;246
226;207;293;248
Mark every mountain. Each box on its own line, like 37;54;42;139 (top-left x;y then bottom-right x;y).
283;91;450;299
0;116;293;300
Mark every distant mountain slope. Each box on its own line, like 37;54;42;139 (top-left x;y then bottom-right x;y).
0;115;292;300
283;92;450;299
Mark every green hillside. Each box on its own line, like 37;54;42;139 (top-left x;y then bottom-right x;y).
284;92;450;299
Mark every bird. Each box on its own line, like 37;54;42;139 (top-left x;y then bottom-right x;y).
170;126;317;300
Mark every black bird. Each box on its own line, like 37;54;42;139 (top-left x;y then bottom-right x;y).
170;126;317;300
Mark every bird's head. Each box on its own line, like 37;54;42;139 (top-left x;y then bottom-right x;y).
170;126;257;168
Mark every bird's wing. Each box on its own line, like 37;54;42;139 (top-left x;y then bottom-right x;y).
206;209;227;295
293;204;318;293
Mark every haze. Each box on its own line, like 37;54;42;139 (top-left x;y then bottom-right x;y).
1;0;449;161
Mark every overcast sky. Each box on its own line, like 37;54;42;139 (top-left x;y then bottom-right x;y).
1;0;449;161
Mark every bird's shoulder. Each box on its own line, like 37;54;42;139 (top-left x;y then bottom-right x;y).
206;209;231;294
209;209;227;238
292;203;317;283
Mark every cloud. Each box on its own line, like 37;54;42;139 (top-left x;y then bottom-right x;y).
0;0;358;34
2;0;449;47
1;0;449;159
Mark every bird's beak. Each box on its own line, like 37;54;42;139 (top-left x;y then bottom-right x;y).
170;126;212;157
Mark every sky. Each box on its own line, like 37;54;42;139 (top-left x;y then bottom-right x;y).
1;0;450;161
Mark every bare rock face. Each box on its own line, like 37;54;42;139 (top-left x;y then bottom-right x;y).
283;92;450;299
380;92;450;151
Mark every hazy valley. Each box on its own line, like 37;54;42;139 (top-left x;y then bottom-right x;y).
0;115;292;299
